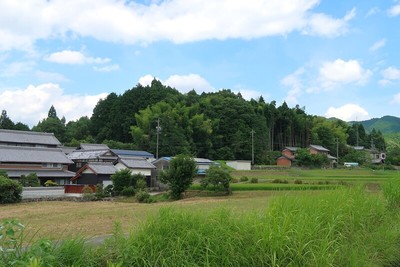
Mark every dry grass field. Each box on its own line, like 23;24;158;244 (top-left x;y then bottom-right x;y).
0;191;282;242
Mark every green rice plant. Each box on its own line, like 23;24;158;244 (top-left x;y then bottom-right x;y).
383;177;400;208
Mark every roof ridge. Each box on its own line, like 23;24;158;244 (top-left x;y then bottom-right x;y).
0;145;63;152
0;129;55;136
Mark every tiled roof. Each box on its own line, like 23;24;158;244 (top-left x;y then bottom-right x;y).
309;144;330;152
152;157;217;165
119;158;156;169
86;162;118;175
0;129;61;146
67;150;117;160
284;147;299;152
0;145;73;164
111;149;154;158
79;143;110;150
5;169;75;178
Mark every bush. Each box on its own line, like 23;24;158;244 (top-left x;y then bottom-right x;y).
202;166;232;194
272;179;288;184
240;176;249;182
121;186;135;197
136;190;151;203
104;184;114;197
250;178;258;183
82;185;95;201
294;179;303;184
19;173;40;187
231;178;239;183
44;180;58;187
111;169;133;196
0;176;22;204
95;183;106;199
136;178;147;191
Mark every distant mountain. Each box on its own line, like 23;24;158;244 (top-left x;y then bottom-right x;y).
354;116;400;134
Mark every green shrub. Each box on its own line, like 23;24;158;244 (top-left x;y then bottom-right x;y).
82;185;95;201
202;166;232;194
240;176;249;182
44;180;58;187
272;178;288;184
136;190;150;203
121;186;135;197
135;178;147;191
231;178;239;183
250;177;258;183
95;183;106;199
0;176;22;204
19;173;40;187
104;184;114;197
111;169;132;196
294;179;303;184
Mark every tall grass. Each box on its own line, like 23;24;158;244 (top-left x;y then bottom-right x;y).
2;187;400;266
100;187;399;266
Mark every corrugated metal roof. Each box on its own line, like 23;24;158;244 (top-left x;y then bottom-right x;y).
0;129;61;146
119;158;156;169
309;145;330;152
67;150;117;160
5;169;75;178
111;149;154;158
79;143;109;150
0;146;73;164
87;163;118;174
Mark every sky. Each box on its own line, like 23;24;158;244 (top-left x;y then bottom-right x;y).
0;0;399;127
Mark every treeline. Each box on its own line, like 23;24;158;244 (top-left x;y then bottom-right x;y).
0;79;386;164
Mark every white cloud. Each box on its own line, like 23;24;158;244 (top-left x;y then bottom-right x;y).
366;7;380;17
45;50;110;65
391;93;400;104
35;71;69;82
93;64;120;72
164;74;214;93
0;0;355;51
0;83;107;127
388;4;400;17
281;68;305;104
381;66;400;80
303;8;356;37
369;39;386;52
318;59;372;89
0;61;35;77
379;66;400;86
138;74;215;93
325;104;370;121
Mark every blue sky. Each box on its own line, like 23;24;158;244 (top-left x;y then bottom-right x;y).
0;0;399;127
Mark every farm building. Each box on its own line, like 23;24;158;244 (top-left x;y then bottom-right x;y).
71;162;118;187
226;160;251;170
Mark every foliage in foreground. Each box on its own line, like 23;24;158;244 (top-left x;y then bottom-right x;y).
2;187;400;266
0;175;22;204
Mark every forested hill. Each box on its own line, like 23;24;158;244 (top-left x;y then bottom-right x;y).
0;79;388;164
356;116;400;134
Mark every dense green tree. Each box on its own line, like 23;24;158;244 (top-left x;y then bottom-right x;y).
0;110;15;129
65;116;92;142
159;154;197;200
0;175;22;204
202;166;232;194
111;169;133;196
32;106;66;143
19;173;40;187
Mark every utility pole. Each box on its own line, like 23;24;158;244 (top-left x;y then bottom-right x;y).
156;118;161;159
251;129;255;165
336;137;339;166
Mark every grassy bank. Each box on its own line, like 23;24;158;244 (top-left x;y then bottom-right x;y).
2;187;400;266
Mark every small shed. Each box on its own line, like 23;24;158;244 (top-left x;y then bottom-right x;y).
226;160;251;170
276;155;293;167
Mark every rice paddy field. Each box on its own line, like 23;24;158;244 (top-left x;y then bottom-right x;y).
1;168;400;266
